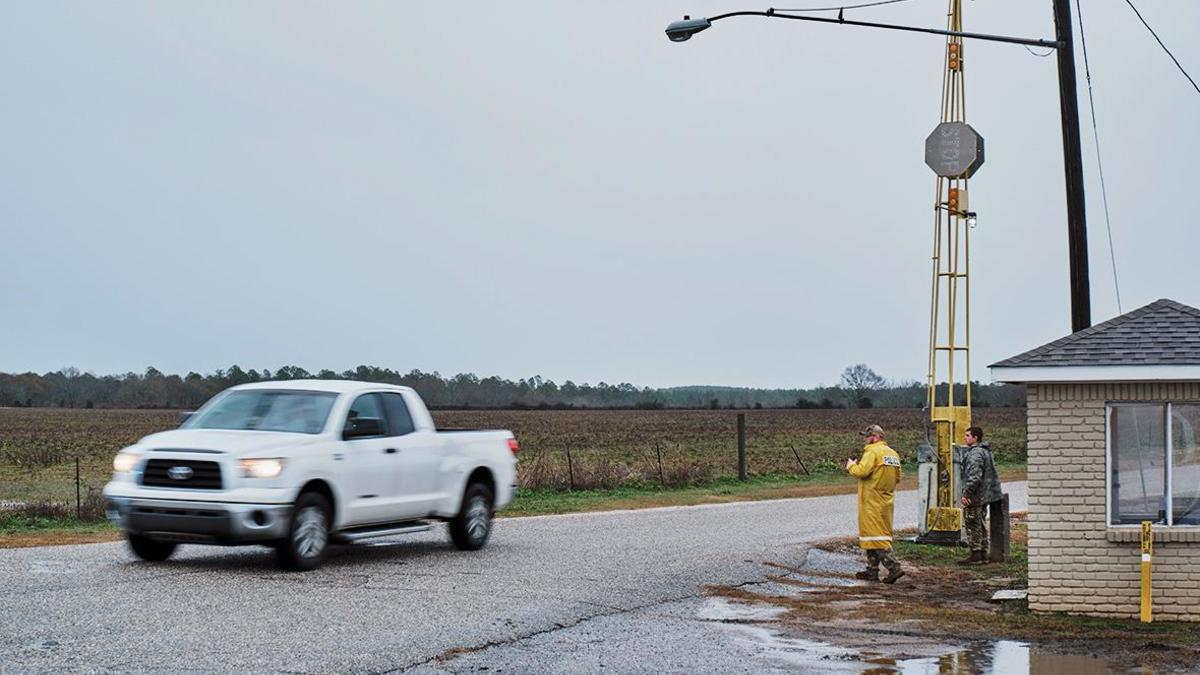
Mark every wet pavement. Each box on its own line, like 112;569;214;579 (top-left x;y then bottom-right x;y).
417;547;1176;674
423;594;1147;674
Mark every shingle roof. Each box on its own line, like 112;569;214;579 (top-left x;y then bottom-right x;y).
990;299;1200;368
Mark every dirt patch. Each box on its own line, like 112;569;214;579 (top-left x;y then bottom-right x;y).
1;529;122;548
707;527;1200;672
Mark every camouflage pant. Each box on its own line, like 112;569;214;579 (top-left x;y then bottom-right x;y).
866;549;900;573
964;504;988;552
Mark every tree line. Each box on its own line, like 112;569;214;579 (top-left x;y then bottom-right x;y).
0;364;1025;410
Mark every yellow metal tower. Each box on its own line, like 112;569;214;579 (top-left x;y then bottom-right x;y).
924;0;971;539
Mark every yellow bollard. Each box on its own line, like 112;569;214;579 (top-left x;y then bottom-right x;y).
1140;521;1153;623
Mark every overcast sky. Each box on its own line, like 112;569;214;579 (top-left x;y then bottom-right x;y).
2;1;1197;389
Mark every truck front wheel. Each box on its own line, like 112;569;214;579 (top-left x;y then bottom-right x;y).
128;534;177;562
277;491;331;571
449;482;494;551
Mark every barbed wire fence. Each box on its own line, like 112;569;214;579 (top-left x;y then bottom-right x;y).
516;414;857;492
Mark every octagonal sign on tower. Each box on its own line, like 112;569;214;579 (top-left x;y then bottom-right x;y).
924;122;985;179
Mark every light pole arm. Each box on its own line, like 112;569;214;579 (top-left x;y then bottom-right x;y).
708;10;1060;49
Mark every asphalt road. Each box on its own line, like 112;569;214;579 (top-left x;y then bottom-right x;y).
0;483;1027;674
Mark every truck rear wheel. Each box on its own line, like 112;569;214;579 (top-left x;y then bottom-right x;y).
128;534;177;562
277;491;331;571
449;482;494;551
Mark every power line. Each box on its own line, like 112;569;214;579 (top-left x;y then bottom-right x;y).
1123;0;1200;95
1076;0;1122;313
774;0;917;13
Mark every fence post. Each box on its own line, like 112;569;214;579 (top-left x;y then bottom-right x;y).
988;493;1010;563
737;413;746;481
75;457;81;520
566;448;575;491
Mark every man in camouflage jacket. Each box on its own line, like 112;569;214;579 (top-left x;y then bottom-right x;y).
958;426;1002;565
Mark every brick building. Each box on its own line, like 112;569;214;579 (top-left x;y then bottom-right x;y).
991;298;1200;621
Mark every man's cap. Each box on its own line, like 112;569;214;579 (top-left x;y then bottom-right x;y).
860;424;884;437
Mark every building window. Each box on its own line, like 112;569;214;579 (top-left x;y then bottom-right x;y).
1173;404;1200;525
1108;402;1200;526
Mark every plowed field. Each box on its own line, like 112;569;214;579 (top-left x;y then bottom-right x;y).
0;407;1025;502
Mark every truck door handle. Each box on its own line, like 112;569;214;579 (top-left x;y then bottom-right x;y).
384;448;397;454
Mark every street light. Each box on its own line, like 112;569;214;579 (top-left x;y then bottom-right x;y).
663;10;1060;49
665;16;711;42
665;4;1093;332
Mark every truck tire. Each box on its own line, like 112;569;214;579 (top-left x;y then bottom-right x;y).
277;491;331;571
449;482;494;551
128;534;177;562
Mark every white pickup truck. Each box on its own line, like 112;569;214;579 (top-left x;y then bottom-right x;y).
103;380;518;570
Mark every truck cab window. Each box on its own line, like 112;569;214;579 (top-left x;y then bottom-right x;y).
382;392;416;436
344;393;388;438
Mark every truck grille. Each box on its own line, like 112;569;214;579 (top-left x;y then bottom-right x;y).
142;459;223;490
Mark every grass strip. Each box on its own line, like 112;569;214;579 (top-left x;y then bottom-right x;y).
892;529;1029;585
502;463;1026;517
1;464;1028;546
0;513;121;548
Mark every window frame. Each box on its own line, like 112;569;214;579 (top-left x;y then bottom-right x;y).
343;392;390;440
1106;400;1200;528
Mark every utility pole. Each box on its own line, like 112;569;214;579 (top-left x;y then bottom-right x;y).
1053;0;1091;332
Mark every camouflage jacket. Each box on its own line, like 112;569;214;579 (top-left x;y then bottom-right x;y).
961;442;1002;505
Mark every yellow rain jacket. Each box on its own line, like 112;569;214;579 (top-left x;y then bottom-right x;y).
847;441;902;550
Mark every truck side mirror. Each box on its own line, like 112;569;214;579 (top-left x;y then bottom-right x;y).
343;417;383;440
179;411;194;427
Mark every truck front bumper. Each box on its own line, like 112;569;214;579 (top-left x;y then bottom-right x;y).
106;496;291;545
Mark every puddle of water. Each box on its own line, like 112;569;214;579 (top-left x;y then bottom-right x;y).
723;621;1124;675
867;640;1120;675
705;600;1118;672
724;623;869;673
701;581;1131;674
781;574;859;588
698;597;789;622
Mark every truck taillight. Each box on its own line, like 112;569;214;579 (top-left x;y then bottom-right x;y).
507;438;520;455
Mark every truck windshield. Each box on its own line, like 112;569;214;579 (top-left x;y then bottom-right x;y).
184;390;337;434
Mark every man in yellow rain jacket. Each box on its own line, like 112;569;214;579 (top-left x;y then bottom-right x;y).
845;424;905;584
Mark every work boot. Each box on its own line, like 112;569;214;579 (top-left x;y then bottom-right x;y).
957;550;985;565
854;569;879;581
882;568;905;584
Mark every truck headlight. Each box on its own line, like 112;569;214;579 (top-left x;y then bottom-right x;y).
113;451;141;473
240;458;285;479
